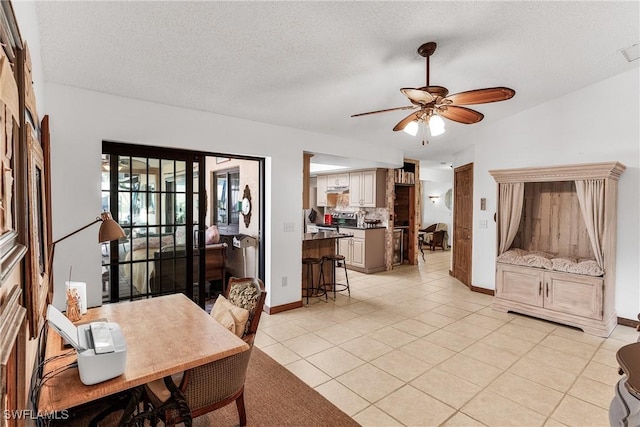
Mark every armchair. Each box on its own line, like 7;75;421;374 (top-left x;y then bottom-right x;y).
420;223;449;251
144;278;266;426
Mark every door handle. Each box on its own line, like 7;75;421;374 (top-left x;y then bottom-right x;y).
538;281;542;295
546;283;549;298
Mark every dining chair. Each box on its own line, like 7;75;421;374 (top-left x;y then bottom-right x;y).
144;277;266;426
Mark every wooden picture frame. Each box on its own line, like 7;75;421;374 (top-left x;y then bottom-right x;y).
0;44;27;287
0;285;27;426
25;129;49;338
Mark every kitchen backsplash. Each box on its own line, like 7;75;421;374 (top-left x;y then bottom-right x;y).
326;206;389;228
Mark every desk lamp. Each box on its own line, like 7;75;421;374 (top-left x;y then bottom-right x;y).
47;212;125;301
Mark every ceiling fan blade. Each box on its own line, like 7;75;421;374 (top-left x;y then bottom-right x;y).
443;87;515;106
351;105;417;117
393;111;422;131
400;88;434;105
438;106;484;124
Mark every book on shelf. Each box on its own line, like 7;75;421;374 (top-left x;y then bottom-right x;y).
394;169;415;184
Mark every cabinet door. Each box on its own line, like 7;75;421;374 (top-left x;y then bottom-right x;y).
360;170;376;207
350;238;365;268
338;238;351;263
317;175;327;206
544;272;603;320
496;264;543;307
349;172;362;206
336;173;350;187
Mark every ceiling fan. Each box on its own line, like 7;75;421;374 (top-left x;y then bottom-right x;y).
351;42;515;145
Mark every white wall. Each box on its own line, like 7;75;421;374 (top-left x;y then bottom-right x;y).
44;83;405;310
421;182;452;238
453;68;640;319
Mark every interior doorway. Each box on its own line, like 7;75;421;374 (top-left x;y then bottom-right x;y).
101;142;264;308
452;163;473;287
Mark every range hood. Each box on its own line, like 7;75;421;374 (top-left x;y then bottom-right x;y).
325;186;349;194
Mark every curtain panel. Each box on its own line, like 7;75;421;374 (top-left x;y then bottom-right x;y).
575;179;605;269
498;182;524;254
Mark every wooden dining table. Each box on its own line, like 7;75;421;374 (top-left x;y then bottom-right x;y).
37;293;249;424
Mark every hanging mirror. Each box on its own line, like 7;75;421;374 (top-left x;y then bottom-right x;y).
444;188;453;210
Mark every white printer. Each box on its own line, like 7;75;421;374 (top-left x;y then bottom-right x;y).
47;305;127;385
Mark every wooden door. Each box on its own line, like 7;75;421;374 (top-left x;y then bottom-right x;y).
453;163;473;286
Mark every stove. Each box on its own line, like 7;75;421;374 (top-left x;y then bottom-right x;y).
331;212;357;228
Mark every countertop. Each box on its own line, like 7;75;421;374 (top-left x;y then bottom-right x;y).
339;225;386;230
302;232;353;241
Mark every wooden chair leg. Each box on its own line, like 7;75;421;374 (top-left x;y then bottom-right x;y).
236;390;247;426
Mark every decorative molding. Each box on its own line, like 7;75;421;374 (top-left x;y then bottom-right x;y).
0;231;26;286
1;284;27;425
490;161;626;183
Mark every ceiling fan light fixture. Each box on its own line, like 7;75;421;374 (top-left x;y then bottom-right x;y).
403;120;419;136
428;114;446;136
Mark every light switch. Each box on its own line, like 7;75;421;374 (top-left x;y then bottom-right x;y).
480;219;488;229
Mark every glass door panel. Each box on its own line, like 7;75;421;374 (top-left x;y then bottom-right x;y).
103;144;205;305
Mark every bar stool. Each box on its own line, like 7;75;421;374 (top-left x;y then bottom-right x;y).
302;257;327;303
322;254;350;299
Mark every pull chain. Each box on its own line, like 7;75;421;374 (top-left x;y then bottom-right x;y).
421;120;429;145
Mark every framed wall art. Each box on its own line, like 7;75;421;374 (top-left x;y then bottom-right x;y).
25;129;49;338
0;42;26;287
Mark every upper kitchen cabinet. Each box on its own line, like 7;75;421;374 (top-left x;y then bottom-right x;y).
316;175;328;206
326;173;350;188
349;169;386;208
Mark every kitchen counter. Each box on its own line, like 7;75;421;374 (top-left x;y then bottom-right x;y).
302;232;353;241
339;225;386;230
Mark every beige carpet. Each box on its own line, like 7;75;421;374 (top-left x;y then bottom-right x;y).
193;347;360;426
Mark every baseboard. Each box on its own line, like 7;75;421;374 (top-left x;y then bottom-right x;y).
264;300;303;315
617;317;640;329
470;285;495;296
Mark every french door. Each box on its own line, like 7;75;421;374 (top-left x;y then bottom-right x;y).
102;142;208;306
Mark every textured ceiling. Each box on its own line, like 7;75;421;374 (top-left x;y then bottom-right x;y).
35;1;639;165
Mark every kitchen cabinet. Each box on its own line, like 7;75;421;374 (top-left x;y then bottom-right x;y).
316;175;328;206
338;227;386;273
326;173;350;188
338;236;365;268
495;263;604;331
349;169;386;207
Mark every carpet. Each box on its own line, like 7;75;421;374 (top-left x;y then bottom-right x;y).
193;347;361;427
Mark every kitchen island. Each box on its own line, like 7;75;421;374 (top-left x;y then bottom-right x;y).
302;232;352;298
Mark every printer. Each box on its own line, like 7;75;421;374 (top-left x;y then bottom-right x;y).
47;305;127;385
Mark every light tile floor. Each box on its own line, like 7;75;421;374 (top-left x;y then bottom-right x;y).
255;251;636;426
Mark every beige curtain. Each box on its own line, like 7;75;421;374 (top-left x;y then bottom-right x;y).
575;179;605;268
498;183;524;254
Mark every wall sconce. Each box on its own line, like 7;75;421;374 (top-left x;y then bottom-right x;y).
429;195;439;203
